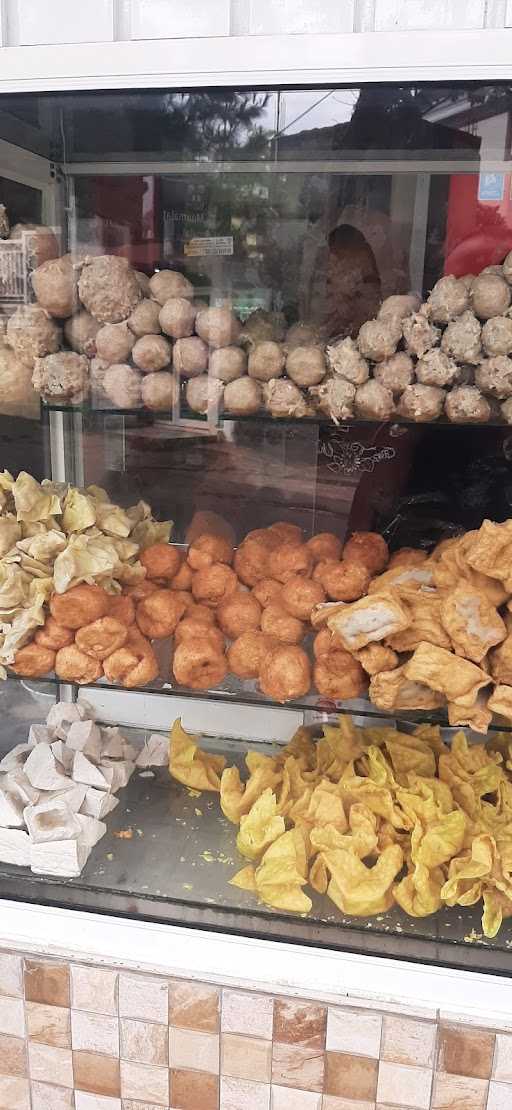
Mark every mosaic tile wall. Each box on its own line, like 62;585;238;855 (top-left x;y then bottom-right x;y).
0;948;510;1109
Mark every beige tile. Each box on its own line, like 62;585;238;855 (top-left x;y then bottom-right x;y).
323;1098;376;1110
274;1000;326;1049
0;1075;30;1110
122;1102;166;1110
169;1027;219;1073
222;1032;271;1082
0;995;24;1037
438;1025;495;1080
73;1051;120;1098
28;1041;74;1088
71;1010;119;1056
488;1080;512;1110
26;1002;71;1048
0;954;22;997
431;1072;488;1109
118;975;167;1025
381;1016;436;1068
345;996;436;1022
71;965;118;1017
30;1080;74;1109
120;1018;167;1066
25;960;70;1008
326;1009;382;1058
120;1061;168;1106
377;1061;432;1108
0;1033;26;1076
75;1093;121;1110
170;1067;219;1109
220;1075;270;1110
222;989;273;1039
272;1042;324;1093
325;1053;378;1101
272;1085;321;1108
169;979;220;1033
493;1033;512;1082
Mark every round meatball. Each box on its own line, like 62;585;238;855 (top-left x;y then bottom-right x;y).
280;575;325;619
267;543;313;584
378;293;421;321
471;273;511;320
373;352;414;396
248;341;285;382
78;256;141;323
475;356;512;399
50;584;110;629
252;578;282;607
127;298;162;337
209;346;247;383
314;650;366;700
441;310;482;365
263;378;309;418
234;540;270;587
135;271;151;296
326;337;369;385
261;602;305;644
159;297;197;339
217;592;262;638
141;543;182;580
310;376;355;422
55;645;102;684
306;533;343;563
317;560;370;601
354;380;394;420
482;315;512;357
188;534;233;571
185;375;224;415
136;589;188;639
227;630;277;679
35;618;74;651
427;275;469;323
241;309;286;345
76;617;128;660
63;310;99;357
141;371;179;411
259;644;311;702
173;337;209;378
445;385;491;424
416;349;458;388
286;346;326;387
32;255;78;318
343;531;389;575
402;311;440;358
172;640;227;690
357;318;401;362
95;322;135;365
7;304;60;367
149;270;193;304
33;351;89;405
195;307;242;349
132;334;171;372
103;364;142;409
268;522;303;544
397;383;445;422
192;563;238;608
11;643;55;678
224;377;262;415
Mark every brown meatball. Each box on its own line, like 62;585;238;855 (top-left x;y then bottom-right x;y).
217;592;262;639
136;590;189;639
75;617;128;661
261;603;305;644
140;543;182;581
191;563;239;608
227;630;278;679
317;560;370;602
343;531;389;575
259;645;311;702
280;575;325;619
267;543;313;584
11;643;55;678
50;584;110;630
306;532;343;563
314;650;366;700
234;540;270;587
187;533;233;571
35;618;74;651
252;578;283;607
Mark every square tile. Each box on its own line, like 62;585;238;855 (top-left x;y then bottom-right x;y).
327;1010;382;1058
25;960;70;1008
381;1017;436;1068
272;1085;322;1108
0;953;22;997
118;975;167;1025
0;1033;26;1076
431;1072;488;1109
222;1033;271;1082
326;1053;378;1101
170;1067;219;1110
222;990;273;1040
120;1019;167;1066
28;1042;74;1088
488;1080;512;1109
26;1002;71;1048
493;1033;512;1082
73;1051;120;1097
75;1093;121;1110
71;1010;119;1056
274;1000;327;1049
438;1025;495;1080
323;1098;376;1110
120;1061;168;1106
71;966;118;1017
220;1075;270;1110
0;995;24;1037
0;1075;30;1110
169;1027;219;1073
272;1043;324;1092
377;1061;432;1108
169;980;220;1033
31;1081;74;1109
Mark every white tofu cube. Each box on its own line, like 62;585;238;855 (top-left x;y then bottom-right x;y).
46;702;92;739
24;799;81;844
72;751;109;790
44;783;87;813
28;725;54;747
100;760;135;792
100;726;126;759
67;721;102;762
5;768;39;806
24;745;69;791
0;828;30;866
80;787;119;820
51;741;74;773
136;734;169;768
0;785;24;828
76;813;106;847
0;744;31;773
30;839;91;877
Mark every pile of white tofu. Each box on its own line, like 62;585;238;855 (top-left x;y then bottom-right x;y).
0;701;169;878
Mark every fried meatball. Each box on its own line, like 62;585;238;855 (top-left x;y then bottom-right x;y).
248;341;285;382
185;374;224;415
481;315;512;357
188;533;234;571
209;346;247;383
175;618;225;654
195;307;242;349
259;644;311;702
75;617;128;660
108;594;135;626
136;589;188;639
312;558;338;583
227;630;278;679
416;349;458;388
50;584;110;630
402;311;440;359
373;352;414;397
267;543;313;584
95;322;135;364
11;643;56;678
314;650;366;700
244;528;281;549
191;563;239;608
268;522;304;544
55;645;102;685
280;575;325;619
173;336;209;378
132;334;172;372
261;603;305;644
217;592;262;638
185;602;217;625
355;643;399;676
343;532;389;575
234;540;270;586
357;318;402;362
354;380;394;421
286;346;326;387
427;275;469;324
78;256;141;324
127;298;161;337
149;270;193;304
306;532;343;563
326;336;369;385
317;560;370;602
388;548;428;569
471;273;511;319
313;627;341;659
125;580;160;601
141;371;179;411
441;310;482;365
475;356;512;399
172;640;227;689
252;578;282;607
103;635;158;689
223;377;262;415
159;297;196;339
35;618;74;651
171;562;193;591
397;383;445;423
445;385;491;424
140;543;182;581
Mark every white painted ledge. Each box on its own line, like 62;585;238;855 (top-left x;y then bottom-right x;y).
2;899;512;1026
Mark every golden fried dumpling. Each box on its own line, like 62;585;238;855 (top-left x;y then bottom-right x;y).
440;585;506;664
433;533;508;606
369;664;445;712
403;642;491;708
387;589;451;654
327;593;411;653
464;518;512;584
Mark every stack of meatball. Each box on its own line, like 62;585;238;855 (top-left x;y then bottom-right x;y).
11;523;389;704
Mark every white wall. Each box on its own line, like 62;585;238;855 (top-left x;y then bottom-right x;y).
0;0;509;48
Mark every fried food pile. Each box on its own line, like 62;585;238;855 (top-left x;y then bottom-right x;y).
169;715;512;939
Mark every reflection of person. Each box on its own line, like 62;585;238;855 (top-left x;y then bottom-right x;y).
325;224;381;338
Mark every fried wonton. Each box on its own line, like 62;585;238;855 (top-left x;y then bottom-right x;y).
169;718;226;791
440;585;506;664
403;642;491;707
327;592;411;653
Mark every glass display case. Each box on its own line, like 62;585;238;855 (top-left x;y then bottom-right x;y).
2;81;512;976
